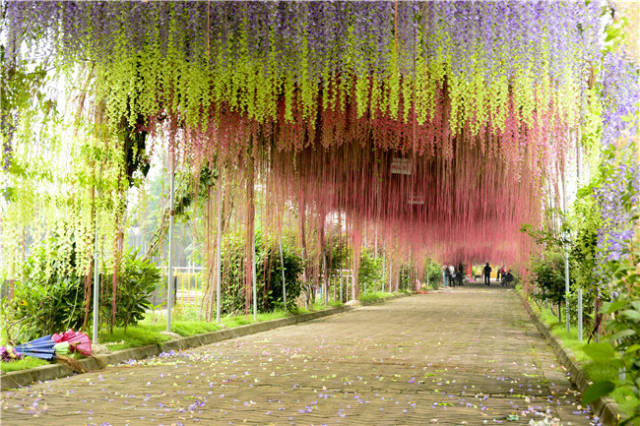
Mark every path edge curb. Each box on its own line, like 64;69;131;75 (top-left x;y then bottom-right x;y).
517;291;623;425
0;305;351;391
1;293;412;391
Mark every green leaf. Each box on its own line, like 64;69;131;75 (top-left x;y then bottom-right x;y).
621;309;640;322
582;342;616;362
581;381;615;405
625;344;640;355
609;329;636;341
620;414;640;426
603;299;627;314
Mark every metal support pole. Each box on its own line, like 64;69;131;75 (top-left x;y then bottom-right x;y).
576;132;583;341
351;272;355;301
322;255;327;305
562;149;570;333
333;276;336;302
578;287;583;341
92;165;103;344
166;153;175;332
279;239;286;308
564;248;570;332
92;212;100;344
426;264;430;288
215;179;223;323
339;275;343;303
381;252;386;293
252;232;257;321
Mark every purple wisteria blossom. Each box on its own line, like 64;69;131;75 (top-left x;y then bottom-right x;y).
3;1;602;99
593;49;640;275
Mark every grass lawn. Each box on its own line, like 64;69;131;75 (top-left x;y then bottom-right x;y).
100;307;324;351
359;291;398;303
1;356;49;373
527;295;638;418
2;299;354;374
303;301;343;312
531;302;590;363
220;310;290;328
98;324;172;351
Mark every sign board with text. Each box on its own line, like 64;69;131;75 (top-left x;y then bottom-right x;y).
391;157;412;175
408;193;425;205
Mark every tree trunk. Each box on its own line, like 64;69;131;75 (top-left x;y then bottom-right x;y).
299;195;309;307
318;211;327;305
352;256;360;300
351;222;361;300
203;185;216;321
82;182;96;330
245;147;255;316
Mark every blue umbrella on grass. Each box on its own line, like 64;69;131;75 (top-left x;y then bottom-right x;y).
15;334;86;372
15;335;56;360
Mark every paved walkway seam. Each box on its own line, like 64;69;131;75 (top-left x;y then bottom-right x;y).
518;291;623;425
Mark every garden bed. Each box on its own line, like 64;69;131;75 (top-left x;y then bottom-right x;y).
359;290;411;304
519;291;626;424
99;309;295;351
0;357;49;374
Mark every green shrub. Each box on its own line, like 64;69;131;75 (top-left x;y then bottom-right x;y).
531;249;566;306
101;249;160;331
9;238;86;342
358;249;383;293
218;232;303;314
325;234;350;276
262;240;303;311
360;291;393;303
399;263;415;290
423;258;442;289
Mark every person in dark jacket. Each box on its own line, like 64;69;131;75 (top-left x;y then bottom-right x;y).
503;269;514;288
457;263;464;287
483;262;492;287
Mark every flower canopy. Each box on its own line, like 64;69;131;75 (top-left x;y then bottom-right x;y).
4;1;607;264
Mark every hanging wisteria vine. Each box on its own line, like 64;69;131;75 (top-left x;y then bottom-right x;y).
593;50;640;267
0;1;615;269
5;2;601;138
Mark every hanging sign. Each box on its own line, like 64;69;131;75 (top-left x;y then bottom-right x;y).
408;193;424;205
391;157;412;175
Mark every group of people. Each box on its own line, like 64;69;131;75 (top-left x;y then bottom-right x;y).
483;263;515;287
442;263;464;287
441;262;515;288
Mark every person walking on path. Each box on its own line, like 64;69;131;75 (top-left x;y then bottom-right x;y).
483;262;492;287
442;265;449;287
503;269;514;288
457;263;464;287
497;265;505;283
448;264;456;287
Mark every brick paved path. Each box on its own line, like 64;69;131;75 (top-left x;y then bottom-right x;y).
1;289;596;425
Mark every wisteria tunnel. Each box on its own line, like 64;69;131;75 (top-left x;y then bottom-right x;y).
1;1;639;425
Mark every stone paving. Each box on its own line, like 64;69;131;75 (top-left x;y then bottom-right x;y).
1;288;597;425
